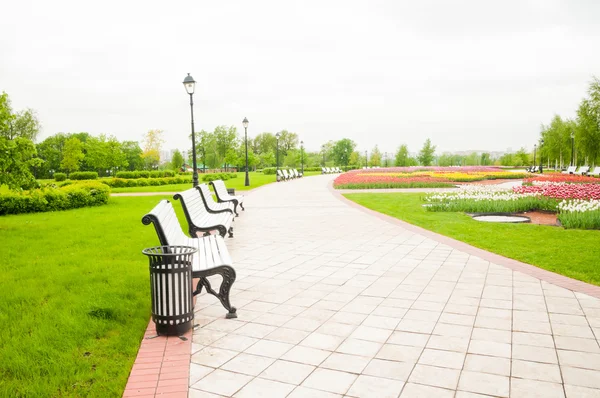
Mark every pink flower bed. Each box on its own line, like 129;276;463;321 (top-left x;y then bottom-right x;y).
525;174;600;185
514;183;600;200
351;166;505;174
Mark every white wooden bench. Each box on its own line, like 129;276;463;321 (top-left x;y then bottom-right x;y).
173;187;234;238
197;183;235;215
574;166;590;175
210;180;245;216
562;166;577;174
142;200;237;318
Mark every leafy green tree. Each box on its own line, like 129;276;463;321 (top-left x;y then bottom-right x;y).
171;149;184;170
260;151;276;168
332;138;356;167
122;141;143;171
515;147;530;166
213;126;238;169
394;144;410;166
61;137;84;175
369;145;382;167
142;129;164;169
480;153;491;165
320;140;335;166
576;77;600;165
252;133;277;155
465;152;479;166
277;130;299;156
417;139;436;166
437;152;454;167
349;151;361;167
0;92;41;141
0;137;40;189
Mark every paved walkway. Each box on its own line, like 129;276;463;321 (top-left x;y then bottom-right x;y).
187;175;600;398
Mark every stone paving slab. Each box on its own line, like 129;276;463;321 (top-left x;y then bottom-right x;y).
188;175;600;397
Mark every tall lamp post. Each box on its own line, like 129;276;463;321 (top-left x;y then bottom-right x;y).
365;150;368;168
183;73;198;187
570;130;575;167
276;132;280;181
533;144;537;169
243;117;249;186
539;139;544;174
300;140;304;175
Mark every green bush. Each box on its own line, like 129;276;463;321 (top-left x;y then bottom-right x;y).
69;171;98;180
202;173;234;182
163;170;175;177
262;167;276;175
149;170;164;178
115;171;135;179
54;173;67;182
137;171;149;178
0;181;110;216
100;177;192;188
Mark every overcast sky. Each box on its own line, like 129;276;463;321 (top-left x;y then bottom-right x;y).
1;0;599;155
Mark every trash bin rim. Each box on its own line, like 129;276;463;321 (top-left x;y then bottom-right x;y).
142;245;198;256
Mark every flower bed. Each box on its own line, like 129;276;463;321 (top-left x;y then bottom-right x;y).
334;167;524;189
514;182;600;200
524;174;600;185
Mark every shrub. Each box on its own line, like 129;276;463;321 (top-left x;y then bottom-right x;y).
69;171;98;180
149;170;164;178
54;173;67;182
115;171;135;179
137;171;149;178
163;170;175;177
0;181;110;216
202;173;233;182
100;177;192;188
262;167;276;175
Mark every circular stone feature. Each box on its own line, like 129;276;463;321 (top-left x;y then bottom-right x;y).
472;215;530;223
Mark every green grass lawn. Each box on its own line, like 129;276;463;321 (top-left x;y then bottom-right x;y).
110;171;322;193
345;193;600;286
0;196;183;397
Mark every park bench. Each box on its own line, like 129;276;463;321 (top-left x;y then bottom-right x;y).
196;183;235;215
562;166;577;174
277;169;287;181
282;169;292;180
574;166;590;175
589;167;600;177
142;200;237;318
292;169;302;178
333;167;342;173
210;180;245;216
173;187;234;238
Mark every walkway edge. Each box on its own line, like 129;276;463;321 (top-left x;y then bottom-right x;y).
329;182;600;300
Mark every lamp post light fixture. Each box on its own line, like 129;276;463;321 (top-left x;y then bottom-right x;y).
183;73;199;187
570;130;575;167
243;117;249;187
276;132;280;181
301;140;304;175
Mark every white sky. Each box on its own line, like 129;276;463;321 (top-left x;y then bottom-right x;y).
1;0;599;154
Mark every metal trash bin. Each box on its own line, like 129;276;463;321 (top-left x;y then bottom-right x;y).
142;245;197;336
227;188;235;195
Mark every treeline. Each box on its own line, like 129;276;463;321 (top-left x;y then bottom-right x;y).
537;77;600;168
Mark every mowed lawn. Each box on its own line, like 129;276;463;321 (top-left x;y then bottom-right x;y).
345;193;600;286
0;196;182;397
110;171;322;193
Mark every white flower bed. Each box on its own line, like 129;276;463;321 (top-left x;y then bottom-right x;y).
558;199;600;213
426;186;540;203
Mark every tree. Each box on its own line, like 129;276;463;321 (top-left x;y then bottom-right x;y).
277;130;299;156
0;92;41;141
418;139;436;166
349;151;361;167
465;152;479;166
320;140;335;166
142;129;164;169
369;145;382;167
576;77;600;166
480;153;492;165
61;137;84;175
332;138;356;167
515;147;530;166
122;141;143;171
252;133;277;155
213;126;238;170
171;149;184;170
394;144;410;166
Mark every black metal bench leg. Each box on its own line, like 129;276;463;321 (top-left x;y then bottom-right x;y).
233;202;239;217
194;266;237;319
228;227;234;238
239;201;245;211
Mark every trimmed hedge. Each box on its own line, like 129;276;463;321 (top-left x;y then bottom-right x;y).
202;173;238;182
101;177;191;188
0;181;110;216
54;173;67;182
69;171;98;180
115;170;176;179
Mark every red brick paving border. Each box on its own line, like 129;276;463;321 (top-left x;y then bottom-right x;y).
330;183;600;300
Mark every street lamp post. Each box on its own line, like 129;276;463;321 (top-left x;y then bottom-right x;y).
183;73;198;187
276;132;280;181
243;117;249;187
570;130;575;167
384;152;387;167
539;139;544;174
533;144;537;170
365;150;368;168
301;140;304;175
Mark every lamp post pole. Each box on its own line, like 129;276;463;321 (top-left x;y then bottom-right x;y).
571;131;575;167
365;150;368;168
539;139;544;174
533;144;537;169
276;132;280;181
243;118;249;186
183;73;198;187
301;140;304;175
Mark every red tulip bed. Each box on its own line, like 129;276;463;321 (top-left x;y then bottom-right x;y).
514;182;600;201
334;167;524;189
524;174;600;185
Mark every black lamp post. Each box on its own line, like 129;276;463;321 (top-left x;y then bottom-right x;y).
365;150;368;168
243;117;249;187
539;139;544;174
301;140;304;175
570;130;575;167
533;144;537;169
276;132;280;181
384;152;388;167
183;73;198;187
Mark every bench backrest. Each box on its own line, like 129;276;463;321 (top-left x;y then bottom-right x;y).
579;166;590;173
142;200;188;246
211;179;229;198
197;183;219;210
292;169;298;177
282;169;290;178
567;166;577;173
173;188;208;226
277;169;284;178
